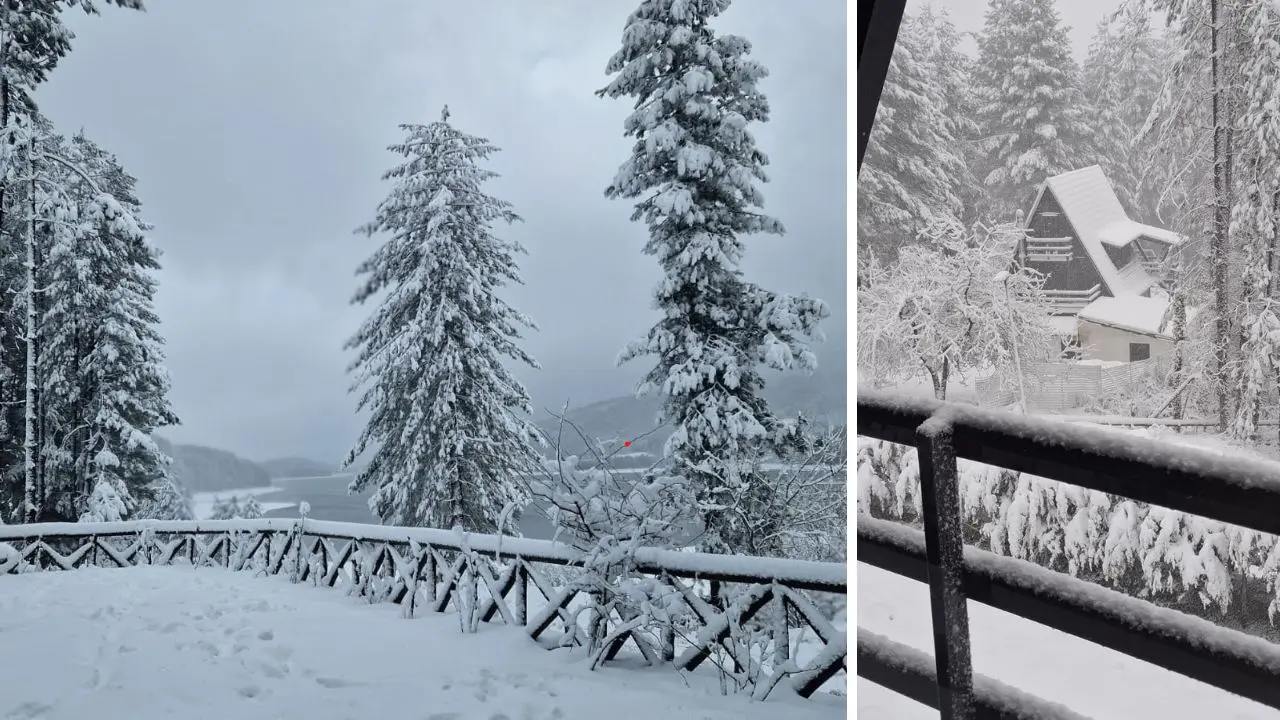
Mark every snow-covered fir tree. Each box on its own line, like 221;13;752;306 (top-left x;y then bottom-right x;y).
915;5;983;227
972;0;1094;221
345;106;541;532
134;476;192;521
0;0;150;522
1226;0;1280;440
858;8;971;262
599;0;828;554
209;495;242;521
1080;1;1168;221
32;130;179;522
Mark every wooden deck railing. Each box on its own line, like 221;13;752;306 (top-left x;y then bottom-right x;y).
856;388;1280;719
0;516;846;701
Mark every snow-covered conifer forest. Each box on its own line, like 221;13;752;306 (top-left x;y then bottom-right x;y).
858;0;1280;642
0;1;182;525
0;0;845;576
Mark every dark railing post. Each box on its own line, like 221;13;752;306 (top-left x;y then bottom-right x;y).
916;413;974;719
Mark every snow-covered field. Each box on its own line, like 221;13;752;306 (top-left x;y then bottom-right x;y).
857;564;1276;719
0;565;844;720
190;486;295;520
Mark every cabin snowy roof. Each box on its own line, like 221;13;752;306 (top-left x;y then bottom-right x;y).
1027;165;1183;297
1077;295;1171;337
1097;219;1183;248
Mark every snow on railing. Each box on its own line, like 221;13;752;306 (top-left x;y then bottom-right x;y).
0;516;846;701
856;387;1280;718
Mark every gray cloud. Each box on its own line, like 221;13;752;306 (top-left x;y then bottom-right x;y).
35;0;846;462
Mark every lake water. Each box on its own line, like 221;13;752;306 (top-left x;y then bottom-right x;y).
259;474;559;540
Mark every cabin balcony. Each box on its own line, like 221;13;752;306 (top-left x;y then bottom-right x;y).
1023;236;1074;263
1042;284;1101;314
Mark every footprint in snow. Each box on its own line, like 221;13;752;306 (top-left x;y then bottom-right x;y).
315;677;365;689
4;701;53;719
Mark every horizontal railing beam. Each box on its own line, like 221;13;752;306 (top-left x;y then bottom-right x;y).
0;518;846;593
857;389;1280;538
857;516;1280;711
857;629;1091;720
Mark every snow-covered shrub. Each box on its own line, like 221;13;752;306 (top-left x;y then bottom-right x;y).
529;412;692;668
855;429;1280;622
78;478;129;522
209;494;263;520
209;496;241;520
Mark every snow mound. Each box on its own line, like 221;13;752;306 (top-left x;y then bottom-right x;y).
0;566;843;720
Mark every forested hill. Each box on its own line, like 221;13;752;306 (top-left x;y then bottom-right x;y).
154;436;272;493
259;458;340;479
535;367;846;467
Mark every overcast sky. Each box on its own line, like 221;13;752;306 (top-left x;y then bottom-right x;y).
33;0;847;463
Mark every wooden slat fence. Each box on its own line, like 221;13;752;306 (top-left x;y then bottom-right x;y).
976;358;1164;412
0;518;847;702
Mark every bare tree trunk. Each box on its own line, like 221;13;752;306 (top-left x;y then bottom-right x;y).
1211;0;1233;432
21;138;35;522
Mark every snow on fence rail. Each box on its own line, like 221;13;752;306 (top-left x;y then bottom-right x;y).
0;517;846;701
856;387;1280;718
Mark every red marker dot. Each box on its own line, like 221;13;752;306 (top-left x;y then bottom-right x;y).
624;441;632;447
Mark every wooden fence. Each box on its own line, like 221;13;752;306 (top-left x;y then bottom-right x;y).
857;388;1280;718
0;518;847;702
975;358;1164;412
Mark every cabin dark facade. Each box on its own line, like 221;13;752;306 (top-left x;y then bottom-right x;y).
1014;165;1184;317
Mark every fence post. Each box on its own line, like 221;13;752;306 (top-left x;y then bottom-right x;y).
916;412;974;720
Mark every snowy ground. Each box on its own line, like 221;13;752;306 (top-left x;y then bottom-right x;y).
857;564;1277;719
0;566;844;720
190;486;295;520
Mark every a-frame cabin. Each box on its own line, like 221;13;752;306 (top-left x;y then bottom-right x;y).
1016;165;1184;316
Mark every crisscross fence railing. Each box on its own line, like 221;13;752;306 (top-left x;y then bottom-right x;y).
0;516;846;700
857;388;1280;719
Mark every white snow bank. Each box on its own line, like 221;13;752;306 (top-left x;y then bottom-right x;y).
857;564;1277;719
0;566;843;720
191;486;291;520
1077;295;1171;337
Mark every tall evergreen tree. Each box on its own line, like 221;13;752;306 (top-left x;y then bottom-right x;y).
973;0;1094;221
1081;1;1168;221
0;0;149;522
2;126;179;522
599;0;828;554
345;107;541;532
858;8;970;261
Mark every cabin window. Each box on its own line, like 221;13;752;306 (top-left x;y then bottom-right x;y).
1105;243;1134;269
1129;342;1150;362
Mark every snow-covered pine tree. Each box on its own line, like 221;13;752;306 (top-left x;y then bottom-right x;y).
345;106;541;532
32;129;177;522
239;495;263;520
598;0;829;554
915;5;983;227
858;8;970;262
1080;0;1167;221
1227;0;1280;440
209;495;242;521
134;476;192;521
0;0;145;524
972;0;1094;222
